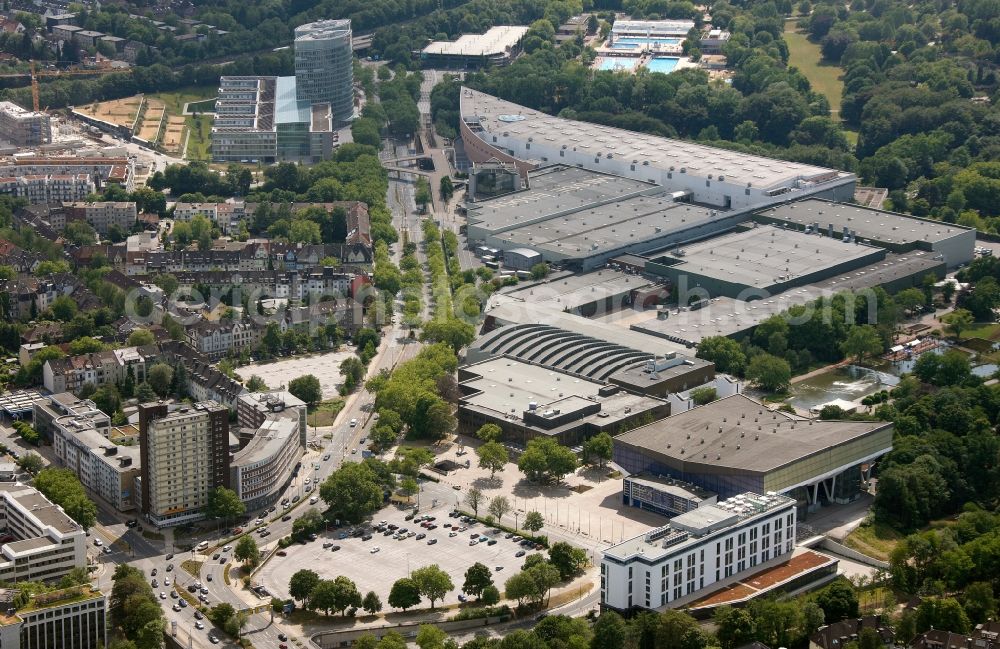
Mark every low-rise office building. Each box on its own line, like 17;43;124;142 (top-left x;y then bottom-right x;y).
601;492;796;611
0;483;87;583
457;356;670;447
230;391;306;510
0;586;107;649
622;473;717;518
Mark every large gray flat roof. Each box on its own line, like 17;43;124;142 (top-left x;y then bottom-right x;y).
656;225;882;289
461;357;664;426
461;88;844;190
614;394;890;474
759;199;972;245
467;165;658;233
628;251;944;344
493;268;653;312
493;197;722;257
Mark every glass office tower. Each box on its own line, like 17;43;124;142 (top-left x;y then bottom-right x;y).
294;19;354;124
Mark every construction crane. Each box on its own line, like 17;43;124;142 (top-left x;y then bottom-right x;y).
0;61;119;111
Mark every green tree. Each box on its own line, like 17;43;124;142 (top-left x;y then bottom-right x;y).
17;452;43;475
548;542;587;580
465;487;485;516
963;582;996;624
147;363;174;397
581;432;613;468
696;336;747;376
518;437;578;484
816;580;859;621
488;495;511;523
439;176;454;201
410;393;455;439
841;325;884;362
33;468;96;529
530;263;551;280
206;487;245;523
746;353;792;392
690;387;718;405
463;562;494;599
362;591;382;616
411;565;454;609
476;423;502;442
135;382;157;403
234;535;259;568
420;318;475;353
319;462;385;523
477;441;509;478
209;602;236;627
481;585;501;606
591;611;627;649
714;606;755;649
415;178;432;209
289;374;322;405
895;288;926;315
523;511;544;533
388;577;422;610
50;295;78;321
289;569;320;604
246;375;268;392
416;625;449;649
942;309;974;340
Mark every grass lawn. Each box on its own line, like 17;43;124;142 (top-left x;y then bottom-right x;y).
842;520;904;561
783;20;845;118
181;559;203;578
308;399;346;427
959;322;1000;341
185;113;213;161
149;85;217;115
148;85;216;161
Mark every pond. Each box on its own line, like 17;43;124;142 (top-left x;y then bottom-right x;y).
787;365;900;412
787;344;997;411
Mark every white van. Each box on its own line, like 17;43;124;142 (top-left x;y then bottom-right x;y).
196;541;209;551
309;496;319;505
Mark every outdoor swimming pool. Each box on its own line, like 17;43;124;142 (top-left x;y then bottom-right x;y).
611;36;682;49
598;56;641;72
645;56;681;73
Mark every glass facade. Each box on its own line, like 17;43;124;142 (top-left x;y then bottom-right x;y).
294;20;354;124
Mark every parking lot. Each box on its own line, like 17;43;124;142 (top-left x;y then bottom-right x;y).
259;505;538;607
240;349;355;399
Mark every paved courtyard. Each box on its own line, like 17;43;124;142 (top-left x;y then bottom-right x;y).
240;349;355;399
259;503;533;607
398;435;664;552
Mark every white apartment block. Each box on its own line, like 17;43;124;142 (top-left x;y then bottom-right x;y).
601;492;796;611
186;320;258;360
0;587;107;649
0;102;51;146
63;201;137;236
0;174;95;203
40;394;140;512
173;201;246;234
0;484;87;584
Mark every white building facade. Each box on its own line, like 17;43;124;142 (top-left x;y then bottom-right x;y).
601;492;796;611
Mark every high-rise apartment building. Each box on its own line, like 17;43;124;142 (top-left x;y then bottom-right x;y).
294;20;354;124
138;402;230;527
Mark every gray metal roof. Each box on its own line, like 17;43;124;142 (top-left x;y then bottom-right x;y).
614;394;890;474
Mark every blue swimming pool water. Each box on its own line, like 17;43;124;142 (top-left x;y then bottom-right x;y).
645;56;680;74
611;36;682;49
598;57;641;72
